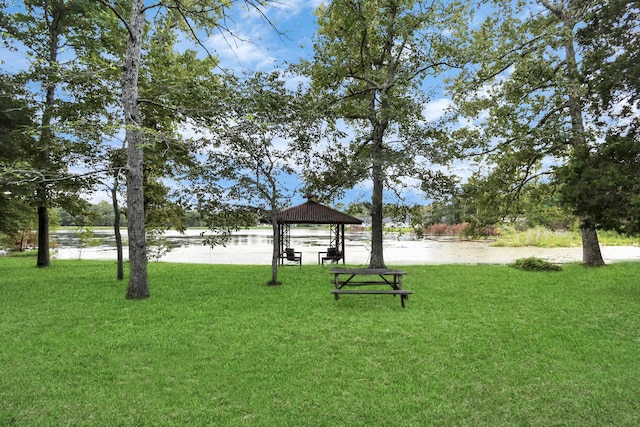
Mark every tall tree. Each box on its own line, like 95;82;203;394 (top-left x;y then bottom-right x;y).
558;0;640;234
202;71;312;285
1;0;115;267
101;0;276;298
73;13;210;281
118;0;149;297
448;0;629;266
301;0;467;268
560;0;640;236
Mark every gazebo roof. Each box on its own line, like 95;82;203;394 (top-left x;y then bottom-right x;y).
276;200;363;225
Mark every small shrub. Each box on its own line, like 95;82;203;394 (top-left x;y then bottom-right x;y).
461;222;501;239
426;223;449;235
450;222;469;236
511;257;562;272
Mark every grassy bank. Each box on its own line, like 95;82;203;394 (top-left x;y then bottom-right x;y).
492;226;639;247
1;258;638;426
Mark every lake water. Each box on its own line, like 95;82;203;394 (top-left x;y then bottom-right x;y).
52;228;640;265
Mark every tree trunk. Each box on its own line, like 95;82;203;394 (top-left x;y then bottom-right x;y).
35;3;63;268
36;186;50;268
580;218;605;267
269;217;280;285
562;29;605;267
112;177;124;281
19;228;27;252
123;0;149;299
369;127;386;269
268;179;281;285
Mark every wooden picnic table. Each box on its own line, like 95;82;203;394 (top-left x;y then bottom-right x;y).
329;268;412;308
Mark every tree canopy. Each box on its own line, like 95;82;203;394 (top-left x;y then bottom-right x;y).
301;0;468;268
1;0;117;267
447;0;639;266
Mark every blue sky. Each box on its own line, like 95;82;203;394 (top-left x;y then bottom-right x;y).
208;0;324;73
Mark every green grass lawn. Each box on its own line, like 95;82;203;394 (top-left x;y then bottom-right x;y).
1;258;638;426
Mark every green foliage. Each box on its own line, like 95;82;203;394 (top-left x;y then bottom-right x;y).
145;229;173;262
1;259;639;424
0;195;36;250
557;131;640;235
510;256;562;272
1;73;36;241
2;0;120;176
198;71;306;228
578;0;639;123
202;71;305;206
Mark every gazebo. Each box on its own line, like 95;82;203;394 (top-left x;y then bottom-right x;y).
275;197;363;265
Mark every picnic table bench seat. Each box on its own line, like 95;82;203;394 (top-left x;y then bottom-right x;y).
331;289;413;295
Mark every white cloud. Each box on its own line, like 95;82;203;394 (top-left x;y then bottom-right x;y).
422;98;452;122
273;0;325;13
179;121;214;141
208;4;315;71
205;0;321;73
207;29;278;71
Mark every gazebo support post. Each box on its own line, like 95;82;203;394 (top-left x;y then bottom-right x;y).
340;223;346;264
329;224;346;264
277;223;282;265
277;223;292;265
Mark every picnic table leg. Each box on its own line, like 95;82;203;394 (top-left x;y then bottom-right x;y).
396;274;407;307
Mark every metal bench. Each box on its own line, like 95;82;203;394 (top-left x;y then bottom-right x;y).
281;248;302;266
